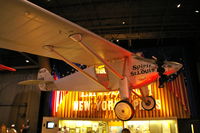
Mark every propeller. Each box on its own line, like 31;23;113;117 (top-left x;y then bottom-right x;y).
156;57;169;88
133;53;182;88
133;54;168;87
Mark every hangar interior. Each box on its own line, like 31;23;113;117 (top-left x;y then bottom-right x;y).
0;0;200;133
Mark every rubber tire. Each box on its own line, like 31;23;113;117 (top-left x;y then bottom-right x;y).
114;100;135;121
141;96;156;111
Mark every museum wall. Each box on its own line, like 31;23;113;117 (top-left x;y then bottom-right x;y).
0;69;40;133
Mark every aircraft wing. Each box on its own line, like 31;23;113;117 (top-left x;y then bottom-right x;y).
0;0;132;66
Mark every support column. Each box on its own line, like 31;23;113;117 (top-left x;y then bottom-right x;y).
38;56;51;72
37;56;52;133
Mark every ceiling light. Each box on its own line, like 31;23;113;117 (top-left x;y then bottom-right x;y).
116;39;119;42
195;10;199;13
122;21;126;24
177;3;181;8
25;60;29;63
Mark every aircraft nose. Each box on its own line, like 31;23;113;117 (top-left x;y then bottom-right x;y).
165;61;183;74
176;63;183;71
169;61;183;71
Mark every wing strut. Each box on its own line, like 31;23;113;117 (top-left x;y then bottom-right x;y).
69;33;125;80
43;45;110;91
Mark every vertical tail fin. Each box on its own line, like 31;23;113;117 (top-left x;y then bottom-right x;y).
37;68;54;91
37;68;54;81
18;68;55;91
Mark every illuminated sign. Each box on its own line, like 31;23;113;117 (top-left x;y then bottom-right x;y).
73;100;118;111
95;65;106;74
73;89;161;111
51;74;190;119
80;92;96;97
73;99;161;111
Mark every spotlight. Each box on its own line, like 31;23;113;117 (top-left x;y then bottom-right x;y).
177;3;181;8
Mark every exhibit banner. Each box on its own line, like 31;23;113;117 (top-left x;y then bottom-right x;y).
51;74;190;119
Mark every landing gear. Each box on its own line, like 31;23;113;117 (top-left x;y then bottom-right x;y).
114;100;135;121
141;96;156;111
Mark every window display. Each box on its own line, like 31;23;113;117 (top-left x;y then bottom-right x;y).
124;120;178;133
59;120;108;133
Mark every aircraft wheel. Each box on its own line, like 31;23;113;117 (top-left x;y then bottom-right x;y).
114;100;135;121
141;96;156;111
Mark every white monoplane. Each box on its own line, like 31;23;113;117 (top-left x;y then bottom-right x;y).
0;0;182;121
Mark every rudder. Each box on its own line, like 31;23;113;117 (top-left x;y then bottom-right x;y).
37;68;54;91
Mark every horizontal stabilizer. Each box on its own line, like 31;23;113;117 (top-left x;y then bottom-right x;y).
18;80;53;85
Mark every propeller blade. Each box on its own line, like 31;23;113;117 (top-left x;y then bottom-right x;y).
158;75;168;88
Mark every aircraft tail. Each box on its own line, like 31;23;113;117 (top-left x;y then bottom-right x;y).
37;68;54;81
18;68;55;91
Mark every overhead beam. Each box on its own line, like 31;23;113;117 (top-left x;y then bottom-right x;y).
101;31;200;40
13;65;39;70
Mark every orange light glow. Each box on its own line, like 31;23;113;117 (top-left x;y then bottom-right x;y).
132;73;158;88
51;74;190;119
95;65;106;74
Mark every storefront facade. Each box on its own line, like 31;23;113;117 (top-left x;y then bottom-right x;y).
42;118;178;133
42;74;190;133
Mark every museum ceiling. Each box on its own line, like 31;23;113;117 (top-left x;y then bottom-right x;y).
0;0;199;69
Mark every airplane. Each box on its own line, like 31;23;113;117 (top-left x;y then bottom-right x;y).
0;0;182;121
0;64;16;71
